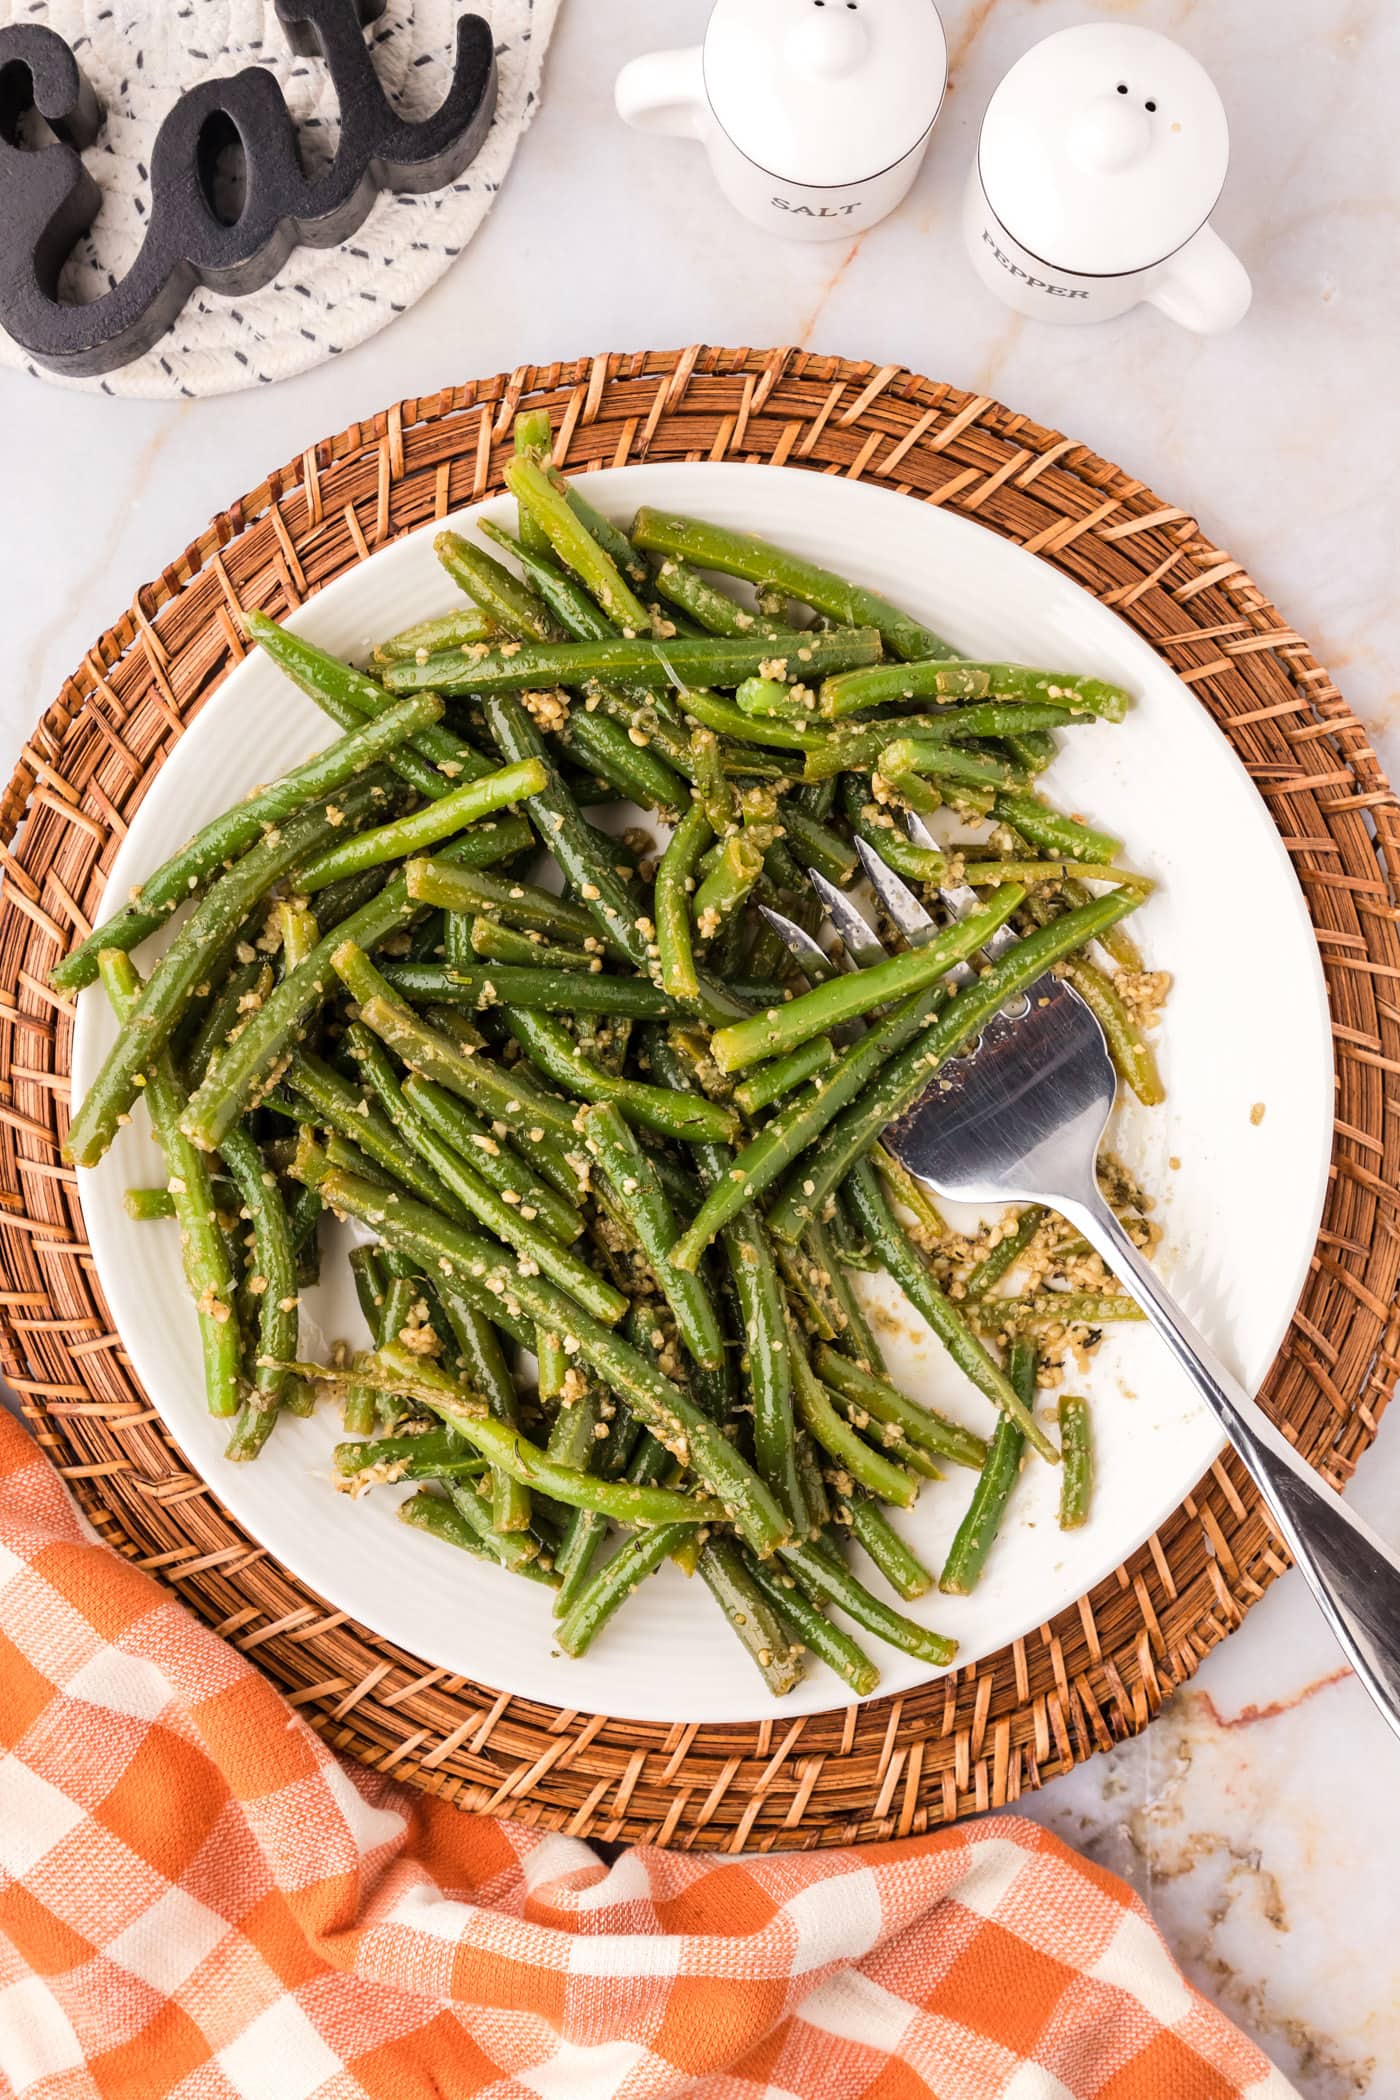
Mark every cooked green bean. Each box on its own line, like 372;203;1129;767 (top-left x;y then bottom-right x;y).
372;607;493;666
434;528;560;642
799;706;1070;783
123;1185;179;1220
405;858;614;950
381;961;676;1020
467;917;596;973
845;1157;1057;1462
780;1539;956;1666
964;1206;1048;1298
382;628;883;698
557;708;686;814
974;1290;1144;1333
285;1047;461;1213
53;692;442;991
1058;954;1164;1105
939;1341;1037;1595
295;758;546;893
505;457;659;637
398;1490;558;1584
742;1553;879;1693
818;659;1131;721
1058;1396;1093;1529
99;952;242;1418
812;1347;988;1471
732;1036;835;1116
697;1537;802;1696
849;1499;935;1601
580;1102;724;1367
309;1163;789;1555
504;1008;737;1145
399;1074;582;1245
555;1522;695;1657
994;790;1121;865
692;834;763;930
67;775;386;1168
842;787;948;883
655;802;713;1001
790;1342;918;1508
631;509;955;664
218;1123;297;1412
872;1144;948;1249
710;887;1023;1074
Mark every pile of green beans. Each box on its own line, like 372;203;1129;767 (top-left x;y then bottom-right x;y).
59;416;1150;1699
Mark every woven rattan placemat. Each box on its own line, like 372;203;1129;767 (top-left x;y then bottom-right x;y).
3;347;1397;1851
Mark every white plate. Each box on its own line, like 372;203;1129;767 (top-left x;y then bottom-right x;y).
71;464;1333;1724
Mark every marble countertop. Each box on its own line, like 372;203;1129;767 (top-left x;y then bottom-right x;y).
2;1;1397;2088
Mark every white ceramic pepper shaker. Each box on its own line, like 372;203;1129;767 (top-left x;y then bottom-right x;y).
963;23;1251;332
615;0;948;243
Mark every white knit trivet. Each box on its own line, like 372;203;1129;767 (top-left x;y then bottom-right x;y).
0;0;559;397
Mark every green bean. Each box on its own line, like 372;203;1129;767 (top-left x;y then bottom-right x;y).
711;886;1023;1075
741;1553;879;1693
631;509;954;664
333;1428;480;1481
974;1290;1144;1333
646;556;787;640
377;1345;722;1527
964;1206;1048;1299
843;788;948;884
400;1074;582;1246
805;1352;982;1469
1058;954;1164;1105
480;694;658;976
179;829;517;1154
347;1025;627;1323
53;693;442;992
692;835;763;931
697;1537;803;1696
780;1539;957;1666
789;1343;918;1508
99;952;242;1417
688;728;736;834
67;776;385;1169
295;758;546;893
217;1124;297;1412
467;918;596;973
580;1103;724;1368
876;741;1023;799
181;956;266;1094
957;860;1148;891
284;1048;460;1213
669;984;948;1271
848;1499;935;1601
781;808;858;888
539;457;654;594
773;1238;839;1342
939;1341;1037;1595
434;1284;534;1533
381;961;675;1020
675;688;827;754
806;1217;884;1373
383;628;884;698
800;708;1065;784
349;1240;386;1330
504;1009;737;1145
557;709;686;814
123;1185;179;1220
478;519;615;642
732;1036;835;1116
405;859;613;951
555;1522;695;1657
818;659;1131;721
1058;1396;1093;1530
845;1158;1056;1462
872;1144;948;1250
505;457;659;637
372;607;494;666
766;889;1143;1240
243;611;496;796
734;674;809;721
398;1491;559;1584
312;1161;789;1554
434;528;561;642
994;791;1120;864
655;803;713;1001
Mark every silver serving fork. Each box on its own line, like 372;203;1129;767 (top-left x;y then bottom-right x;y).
765;833;1400;1741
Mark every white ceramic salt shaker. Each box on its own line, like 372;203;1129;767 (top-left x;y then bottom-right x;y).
615;1;948;243
964;23;1251;332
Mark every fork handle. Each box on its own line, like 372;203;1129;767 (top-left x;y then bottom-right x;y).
1065;1191;1400;1743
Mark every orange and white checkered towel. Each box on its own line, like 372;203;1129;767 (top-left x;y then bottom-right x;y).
0;1411;1293;2100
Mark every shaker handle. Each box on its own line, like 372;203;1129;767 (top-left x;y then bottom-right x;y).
615;47;706;141
1146;222;1252;334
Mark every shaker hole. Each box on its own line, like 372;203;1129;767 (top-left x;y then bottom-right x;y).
1116;82;1128;94
1145;99;1157;112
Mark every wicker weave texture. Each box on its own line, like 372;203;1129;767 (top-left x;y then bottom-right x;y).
3;347;1397;1852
